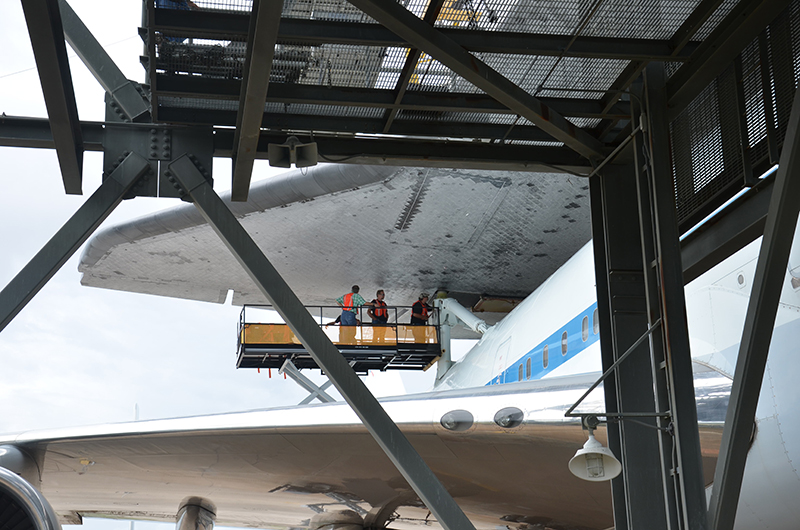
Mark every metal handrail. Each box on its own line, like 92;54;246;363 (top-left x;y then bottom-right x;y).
238;304;441;349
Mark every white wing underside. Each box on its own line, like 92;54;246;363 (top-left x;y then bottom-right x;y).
78;164;592;328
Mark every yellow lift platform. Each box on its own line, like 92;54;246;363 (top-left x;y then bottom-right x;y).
237;305;441;373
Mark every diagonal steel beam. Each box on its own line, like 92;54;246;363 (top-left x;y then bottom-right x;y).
280;360;337;403
381;0;445;134
21;0;83;195
667;0;790;120
58;0;150;123
0;152;149;333
169;155;477;530
707;87;800;530
346;0;605;160
231;0;283;202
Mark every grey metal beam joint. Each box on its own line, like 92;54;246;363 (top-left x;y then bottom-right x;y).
58;0;151;122
167;155;476;530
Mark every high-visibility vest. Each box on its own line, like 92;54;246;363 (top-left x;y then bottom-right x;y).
342;293;355;311
373;300;387;318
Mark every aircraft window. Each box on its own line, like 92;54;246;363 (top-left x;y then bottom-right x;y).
518;364;523;381
582;316;589;342
593;308;599;334
543;345;549;368
526;357;531;379
561;331;568;355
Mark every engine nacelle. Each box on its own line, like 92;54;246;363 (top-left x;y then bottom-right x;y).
0;446;60;530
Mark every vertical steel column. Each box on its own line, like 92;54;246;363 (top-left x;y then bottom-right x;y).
708;86;800;530
21;0;83;194
168;155;476;530
589;175;628;530
0;152;149;332
593;162;668;530
644;62;708;530
630;77;681;530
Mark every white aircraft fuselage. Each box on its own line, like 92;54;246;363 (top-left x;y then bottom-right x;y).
431;236;800;529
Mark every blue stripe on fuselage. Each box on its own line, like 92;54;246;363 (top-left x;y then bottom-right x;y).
485;303;599;386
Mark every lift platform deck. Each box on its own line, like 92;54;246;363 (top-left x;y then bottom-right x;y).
237;305;441;373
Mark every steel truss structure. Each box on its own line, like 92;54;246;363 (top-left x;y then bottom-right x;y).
2;0;800;529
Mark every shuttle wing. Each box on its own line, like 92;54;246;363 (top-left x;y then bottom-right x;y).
78;164;592;315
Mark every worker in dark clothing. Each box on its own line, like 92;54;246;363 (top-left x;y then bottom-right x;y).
411;292;431;324
368;290;389;343
411;292;432;343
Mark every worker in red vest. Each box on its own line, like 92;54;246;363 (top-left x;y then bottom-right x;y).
368;290;389;344
368;290;388;325
411;292;432;344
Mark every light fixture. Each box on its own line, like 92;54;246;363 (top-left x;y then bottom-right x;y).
494;407;524;428
267;136;318;168
440;410;474;432
568;431;621;482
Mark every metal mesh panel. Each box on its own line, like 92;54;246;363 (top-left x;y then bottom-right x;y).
396;111;516;125
669;1;800;229
769;8;798;148
431;0;699;39
160;96;238;110
156;0;252;12
670;79;726;223
156;36;247;78
740;39;770;168
263;102;385;118
294;44;388;88
692;0;738;41
282;0;377;23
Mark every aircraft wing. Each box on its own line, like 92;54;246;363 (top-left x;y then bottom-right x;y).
0;374;726;530
78;164;592;319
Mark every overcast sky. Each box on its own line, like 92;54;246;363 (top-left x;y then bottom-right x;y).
0;2;471;529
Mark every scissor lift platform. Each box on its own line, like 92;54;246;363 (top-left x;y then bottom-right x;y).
237;322;441;373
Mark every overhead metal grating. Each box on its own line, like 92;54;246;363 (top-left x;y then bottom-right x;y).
669;2;800;231
144;0;795;225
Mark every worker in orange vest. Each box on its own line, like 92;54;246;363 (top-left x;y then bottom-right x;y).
336;286;373;346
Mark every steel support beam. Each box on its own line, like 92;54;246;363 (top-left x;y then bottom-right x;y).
299;380;334;405
231;0;282;202
280;359;337;404
152;10;697;61
592;163;668;530
154;76;631;119
162;107;557;143
681;179;773;283
21;0;83;195
667;0;790;120
168;155;477;530
644;63;708;530
708;87;800;530
0;116;591;172
58;0;150;122
0;152;149;333
345;0;605;160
